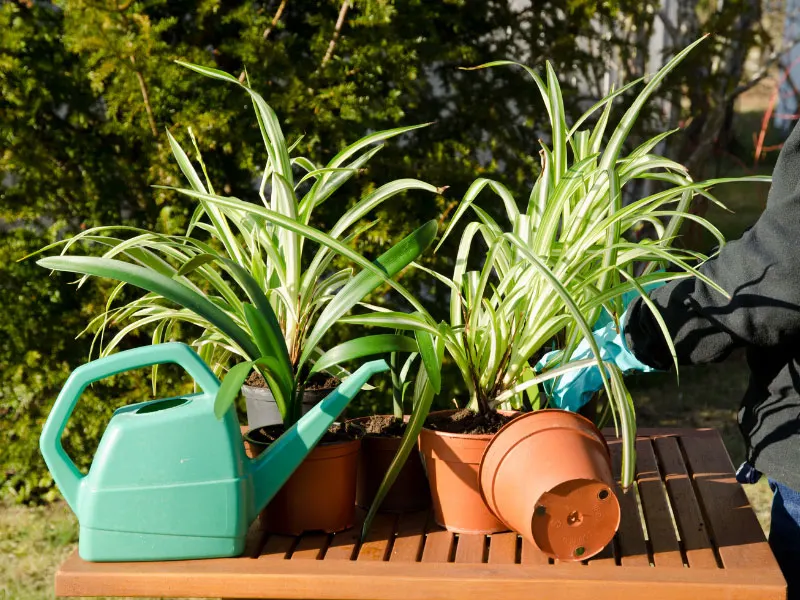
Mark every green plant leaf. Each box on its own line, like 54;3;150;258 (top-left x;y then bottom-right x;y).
361;330;443;539
310;335;417;375
599;35;708;170
338;311;440;335
215;360;254;419
415;328;441;394
37;256;260;359
175;60;241;84
298;220;438;369
243;303;293;390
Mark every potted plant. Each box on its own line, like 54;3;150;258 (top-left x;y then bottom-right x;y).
34;61;443;535
343;37;767;550
347;340;432;513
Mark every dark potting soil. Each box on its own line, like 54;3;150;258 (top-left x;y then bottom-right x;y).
248;420;364;446
245;370;338;391
304;374;339;392
424;409;515;435
363;415;406;437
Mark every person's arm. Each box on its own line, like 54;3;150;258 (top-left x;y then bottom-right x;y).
625;124;800;370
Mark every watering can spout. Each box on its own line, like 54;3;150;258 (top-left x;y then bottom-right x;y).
248;359;389;519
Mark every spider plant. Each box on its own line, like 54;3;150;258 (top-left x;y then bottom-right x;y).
343;36;771;496
34;60;443;427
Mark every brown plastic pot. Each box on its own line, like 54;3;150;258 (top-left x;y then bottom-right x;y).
479;409;620;562
348;416;430;513
246;428;360;535
418;410;517;534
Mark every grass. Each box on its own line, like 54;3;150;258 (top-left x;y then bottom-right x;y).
2;113;778;598
0;501;210;600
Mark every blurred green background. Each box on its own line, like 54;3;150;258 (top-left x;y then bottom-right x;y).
0;0;792;596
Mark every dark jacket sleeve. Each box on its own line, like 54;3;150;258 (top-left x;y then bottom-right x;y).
624;121;800;370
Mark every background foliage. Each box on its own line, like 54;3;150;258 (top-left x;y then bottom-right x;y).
0;0;784;502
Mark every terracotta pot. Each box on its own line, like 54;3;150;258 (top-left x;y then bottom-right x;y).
245;428;360;535
479;409;620;562
348;416;430;513
418;410;517;534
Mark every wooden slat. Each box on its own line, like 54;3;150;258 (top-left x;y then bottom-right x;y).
420;516;454;563
553;559;584;567
487;532;518;565
55;549;788;600
680;432;779;570
520;539;550;565
653;436;718;569
389;510;427;563
290;533;329;560
454;534;485;564
325;509;365;561
602;428;719;441
586;542;615;567
635;439;684;568
607;438;649;566
259;534;295;560
357;513;397;562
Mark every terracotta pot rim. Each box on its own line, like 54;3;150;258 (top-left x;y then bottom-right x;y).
421;408;520;441
243;426;363;448
479;409;609;460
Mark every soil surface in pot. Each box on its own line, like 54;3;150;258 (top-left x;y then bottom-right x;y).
245;371;339;391
425;409;515;435
362;415;406;437
249;420;364;445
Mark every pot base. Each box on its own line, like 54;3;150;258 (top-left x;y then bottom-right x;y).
531;478;619;561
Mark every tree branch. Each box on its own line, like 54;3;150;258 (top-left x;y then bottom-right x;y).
727;41;797;101
321;0;350;67
129;55;157;137
263;0;288;40
657;9;679;43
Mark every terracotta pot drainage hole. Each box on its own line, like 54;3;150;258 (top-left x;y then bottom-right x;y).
574;546;586;558
566;511;583;526
598;489;610;500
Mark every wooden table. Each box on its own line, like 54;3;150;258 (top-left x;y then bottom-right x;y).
55;428;787;599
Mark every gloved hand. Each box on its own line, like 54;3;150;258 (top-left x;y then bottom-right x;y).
593;275;667;329
534;310;660;412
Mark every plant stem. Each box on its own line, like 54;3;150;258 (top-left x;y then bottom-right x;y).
390;351;403;419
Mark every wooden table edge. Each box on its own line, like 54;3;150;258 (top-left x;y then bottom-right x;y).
56;552;787;599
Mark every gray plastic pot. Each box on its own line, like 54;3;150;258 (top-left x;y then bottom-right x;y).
243;385;336;428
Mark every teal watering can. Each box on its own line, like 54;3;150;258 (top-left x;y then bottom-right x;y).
40;342;388;562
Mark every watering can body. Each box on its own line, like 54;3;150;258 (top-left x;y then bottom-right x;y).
40;342;388;562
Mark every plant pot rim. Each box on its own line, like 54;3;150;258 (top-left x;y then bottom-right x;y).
243;424;363;448
420;408;521;441
477;408;612;510
346;414;410;438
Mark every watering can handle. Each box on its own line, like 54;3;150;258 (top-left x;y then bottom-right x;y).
39;343;220;512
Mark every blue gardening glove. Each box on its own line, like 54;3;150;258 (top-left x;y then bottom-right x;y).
534;310;660;412
593;275;668;330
